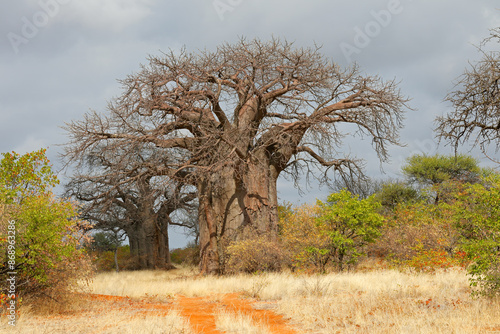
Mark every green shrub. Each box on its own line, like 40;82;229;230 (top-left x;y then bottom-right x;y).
0;150;92;316
315;190;385;271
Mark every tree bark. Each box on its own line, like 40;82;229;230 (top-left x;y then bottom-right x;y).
199;154;279;274
155;218;174;269
114;248;119;273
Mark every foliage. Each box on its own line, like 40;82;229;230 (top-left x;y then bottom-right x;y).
402;154;481;205
171;243;200;266
86;229;127;272
0;150;92;308
315;190;385;271
402;154;480;187
450;173;500;296
402;241;465;273
88;245;141;272
279;204;330;273
225;236;288;274
0;149;59;204
374;180;421;211
88;230;124;252
370;200;462;271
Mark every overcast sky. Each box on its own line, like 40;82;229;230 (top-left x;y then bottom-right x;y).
1;0;499;247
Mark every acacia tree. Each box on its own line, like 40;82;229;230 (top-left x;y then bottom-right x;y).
64;38;409;274
402;154;481;204
437;28;500;162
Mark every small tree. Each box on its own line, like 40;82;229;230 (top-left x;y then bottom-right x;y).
451;173;500;296
89;229;126;272
316;190;384;271
402;154;480;204
374;180;421;212
0;150;91;304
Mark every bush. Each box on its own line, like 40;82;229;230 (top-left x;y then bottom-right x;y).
171;244;200;266
315;190;385;271
450;174;500;297
88;245;135;272
369;201;461;271
224;236;288;274
0;150;92;316
280;204;331;273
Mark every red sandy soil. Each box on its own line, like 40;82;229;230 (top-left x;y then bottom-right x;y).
176;293;298;334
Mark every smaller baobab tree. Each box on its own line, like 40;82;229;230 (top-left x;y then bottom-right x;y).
436;27;500;163
65;145;197;269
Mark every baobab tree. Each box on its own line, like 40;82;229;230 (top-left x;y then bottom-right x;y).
437;27;500;162
66;146;196;269
64;38;410;274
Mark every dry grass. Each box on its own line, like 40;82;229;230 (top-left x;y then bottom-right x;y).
215;309;270;334
3;265;500;333
1;308;194;334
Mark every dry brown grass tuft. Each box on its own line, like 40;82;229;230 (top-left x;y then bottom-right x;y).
215;308;271;334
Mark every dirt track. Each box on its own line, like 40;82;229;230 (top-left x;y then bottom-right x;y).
176;293;298;333
89;293;299;333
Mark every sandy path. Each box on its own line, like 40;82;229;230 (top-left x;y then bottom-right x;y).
175;293;298;334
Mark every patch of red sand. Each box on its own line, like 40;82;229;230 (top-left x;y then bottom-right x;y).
176;293;298;334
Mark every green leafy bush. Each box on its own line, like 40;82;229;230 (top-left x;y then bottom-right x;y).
315;190;385;271
0;150;92;310
450;174;500;297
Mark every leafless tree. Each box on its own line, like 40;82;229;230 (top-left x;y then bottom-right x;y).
65;145;196;269
437;28;500;163
64;38;409;274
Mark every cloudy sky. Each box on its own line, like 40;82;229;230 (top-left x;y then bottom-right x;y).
1;0;499;247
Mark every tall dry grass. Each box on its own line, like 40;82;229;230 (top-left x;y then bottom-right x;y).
1;308;194;334
3;265;500;333
87;266;500;333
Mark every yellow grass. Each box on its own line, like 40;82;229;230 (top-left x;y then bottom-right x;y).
1;307;194;334
215;309;271;334
3;265;500;333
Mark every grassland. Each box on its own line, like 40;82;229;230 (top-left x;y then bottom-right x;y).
2;265;500;333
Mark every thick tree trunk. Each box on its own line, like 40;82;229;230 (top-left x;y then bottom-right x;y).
142;212;158;269
136;224;148;268
126;216;173;270
125;226;139;258
155;219;174;269
198;157;279;274
114;248;119;273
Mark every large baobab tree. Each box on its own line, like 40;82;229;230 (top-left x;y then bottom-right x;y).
437;28;500;162
64;38;410;274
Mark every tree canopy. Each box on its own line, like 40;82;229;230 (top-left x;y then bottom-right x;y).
436;28;500;163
